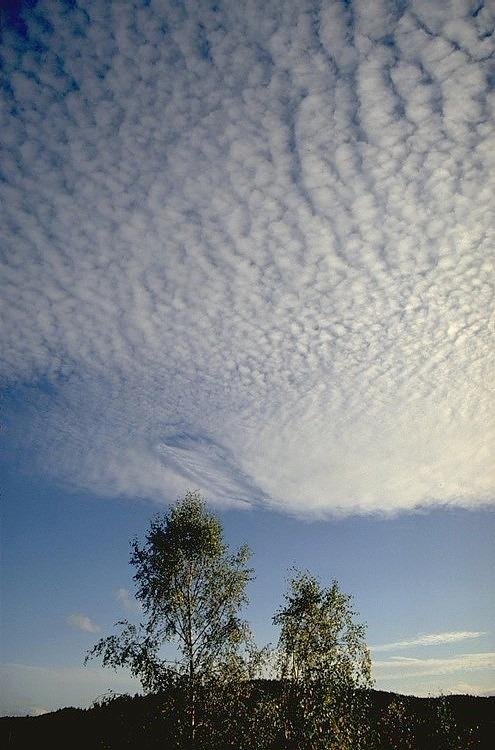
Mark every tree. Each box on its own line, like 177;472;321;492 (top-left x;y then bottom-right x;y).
86;490;254;747
273;570;373;749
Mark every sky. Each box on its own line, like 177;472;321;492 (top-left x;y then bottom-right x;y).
1;0;494;715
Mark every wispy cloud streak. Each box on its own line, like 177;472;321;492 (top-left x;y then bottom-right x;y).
374;652;495;680
372;631;487;652
1;0;494;516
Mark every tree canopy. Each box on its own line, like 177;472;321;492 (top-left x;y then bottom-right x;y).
274;570;372;688
86;491;254;745
87;493;378;749
273;570;372;749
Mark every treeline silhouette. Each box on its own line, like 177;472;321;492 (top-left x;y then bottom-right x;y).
4;493;492;748
1;686;493;749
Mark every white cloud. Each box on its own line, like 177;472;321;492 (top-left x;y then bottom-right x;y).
1;0;494;517
66;614;100;634
115;588;141;614
373;652;495;680
372;630;486;652
30;706;49;716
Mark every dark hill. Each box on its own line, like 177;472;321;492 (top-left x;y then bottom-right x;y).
1;686;494;749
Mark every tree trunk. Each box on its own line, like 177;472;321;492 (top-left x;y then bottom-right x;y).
186;562;195;748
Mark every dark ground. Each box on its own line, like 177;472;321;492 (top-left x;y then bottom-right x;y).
1;686;494;749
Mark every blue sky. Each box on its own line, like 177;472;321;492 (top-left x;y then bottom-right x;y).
1;0;494;715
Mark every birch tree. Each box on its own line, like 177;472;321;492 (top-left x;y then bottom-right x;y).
273;570;372;749
87;490;253;747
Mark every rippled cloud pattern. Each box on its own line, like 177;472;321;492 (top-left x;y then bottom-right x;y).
2;0;494;516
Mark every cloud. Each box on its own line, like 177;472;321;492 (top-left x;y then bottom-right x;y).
66;614;100;634
372;630;486;652
1;0;494;516
115;588;142;614
30;706;49;716
373;652;495;680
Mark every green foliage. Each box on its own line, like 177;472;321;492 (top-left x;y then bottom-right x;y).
273;570;373;749
274;570;372;687
83;497;484;750
86;491;255;747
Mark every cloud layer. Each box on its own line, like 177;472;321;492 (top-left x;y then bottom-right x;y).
372;630;486;652
373;651;495;679
373;651;495;695
1;0;494;516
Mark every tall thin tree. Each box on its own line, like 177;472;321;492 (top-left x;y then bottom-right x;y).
87;490;253;747
273;570;373;749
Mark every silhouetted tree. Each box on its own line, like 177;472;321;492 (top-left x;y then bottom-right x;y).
273;570;373;749
86;491;254;748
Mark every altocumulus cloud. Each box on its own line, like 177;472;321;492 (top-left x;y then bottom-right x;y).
1;0;494;516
